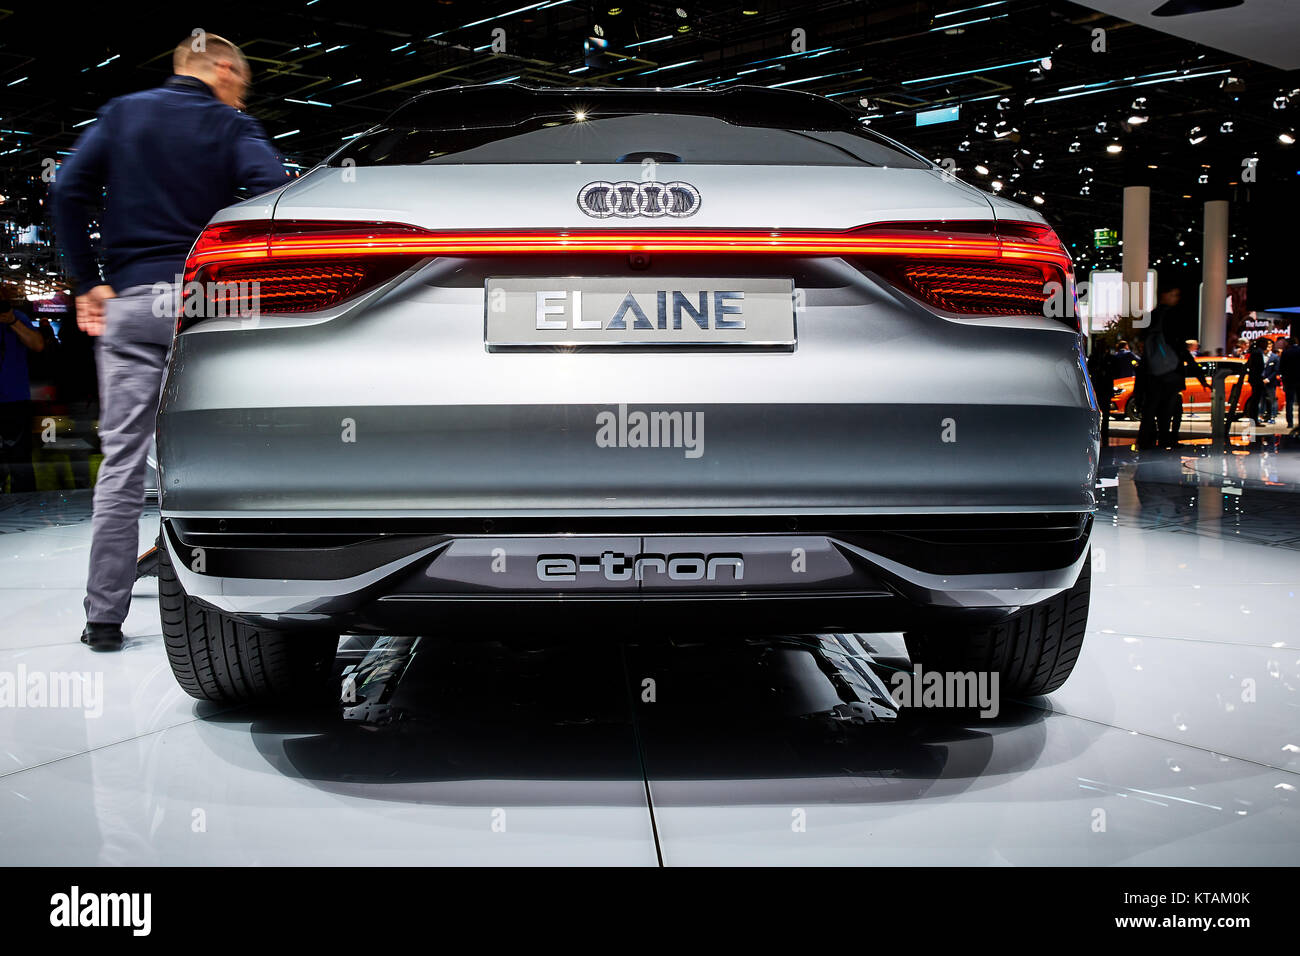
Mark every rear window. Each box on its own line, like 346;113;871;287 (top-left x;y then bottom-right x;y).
329;86;928;169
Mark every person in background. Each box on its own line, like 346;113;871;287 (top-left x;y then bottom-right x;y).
1112;339;1139;378
1279;337;1300;431
1138;284;1208;450
1261;338;1280;424
51;32;286;651
1244;337;1269;426
1185;339;1200;357
1088;340;1116;443
0;282;46;493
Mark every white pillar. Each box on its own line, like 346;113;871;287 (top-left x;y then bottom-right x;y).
1121;186;1150;320
1200;199;1229;353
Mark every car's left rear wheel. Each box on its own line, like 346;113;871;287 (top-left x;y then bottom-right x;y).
157;540;338;704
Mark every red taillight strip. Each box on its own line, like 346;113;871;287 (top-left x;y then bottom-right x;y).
184;220;1072;272
264;231;1011;258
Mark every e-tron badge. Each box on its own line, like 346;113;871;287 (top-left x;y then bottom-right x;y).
578;181;702;219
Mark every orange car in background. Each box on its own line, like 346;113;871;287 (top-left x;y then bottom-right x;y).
1110;356;1286;420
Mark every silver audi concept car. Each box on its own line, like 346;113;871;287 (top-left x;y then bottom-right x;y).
156;85;1099;704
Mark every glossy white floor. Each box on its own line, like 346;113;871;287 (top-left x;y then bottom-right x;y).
1;444;1297;866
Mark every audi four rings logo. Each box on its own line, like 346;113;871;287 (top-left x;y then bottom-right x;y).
578;181;702;218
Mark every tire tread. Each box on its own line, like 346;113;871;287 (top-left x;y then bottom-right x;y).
904;554;1091;697
157;540;335;703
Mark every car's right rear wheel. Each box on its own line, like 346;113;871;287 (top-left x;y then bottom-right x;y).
904;553;1091;698
157;539;338;704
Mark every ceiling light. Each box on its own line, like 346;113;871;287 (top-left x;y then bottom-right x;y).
1219;120;1234;133
1069;141;1081;153
1188;126;1207;144
1106;142;1123;154
1128;114;1148;125
1274;95;1290;110
1040;57;1052;70
991;180;1003;191
1033;195;1045;204
608;6;622;13
974;164;989;175
1281;131;1296;145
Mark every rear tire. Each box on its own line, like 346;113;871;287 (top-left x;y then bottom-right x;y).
904;553;1091;697
158;539;337;704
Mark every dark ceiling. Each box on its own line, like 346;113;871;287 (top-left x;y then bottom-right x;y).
1;0;1297;291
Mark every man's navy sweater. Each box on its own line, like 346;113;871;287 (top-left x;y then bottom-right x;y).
51;75;287;296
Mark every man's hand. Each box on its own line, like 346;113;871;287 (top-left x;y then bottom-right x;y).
75;284;116;336
1;305;47;352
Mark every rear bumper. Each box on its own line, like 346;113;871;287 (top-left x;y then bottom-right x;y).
156;253;1100;517
161;512;1092;633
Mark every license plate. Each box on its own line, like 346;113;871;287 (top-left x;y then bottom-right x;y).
484;277;796;350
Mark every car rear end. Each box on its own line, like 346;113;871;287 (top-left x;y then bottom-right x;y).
156;85;1097;641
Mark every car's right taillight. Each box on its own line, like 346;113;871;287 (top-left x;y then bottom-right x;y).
863;219;1076;325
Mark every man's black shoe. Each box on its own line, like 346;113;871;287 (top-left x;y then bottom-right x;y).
80;623;124;652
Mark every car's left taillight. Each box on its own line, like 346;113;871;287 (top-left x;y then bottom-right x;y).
179;220;423;329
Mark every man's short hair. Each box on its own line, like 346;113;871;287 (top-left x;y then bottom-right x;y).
174;32;247;75
1117;339;1129;349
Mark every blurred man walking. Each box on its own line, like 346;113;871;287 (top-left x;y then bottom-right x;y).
52;32;286;650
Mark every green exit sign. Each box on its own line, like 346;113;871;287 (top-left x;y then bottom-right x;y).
1094;228;1118;248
